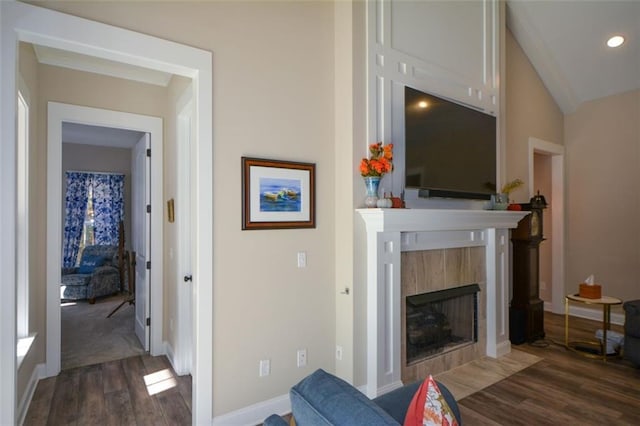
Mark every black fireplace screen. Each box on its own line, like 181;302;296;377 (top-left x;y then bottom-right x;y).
406;283;480;365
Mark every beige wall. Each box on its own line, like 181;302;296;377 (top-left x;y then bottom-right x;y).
505;28;563;314
565;90;640;305
61;143;133;252
29;0;337;416
505;29;564;203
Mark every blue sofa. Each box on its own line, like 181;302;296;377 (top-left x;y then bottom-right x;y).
624;300;640;366
60;244;121;303
264;369;461;425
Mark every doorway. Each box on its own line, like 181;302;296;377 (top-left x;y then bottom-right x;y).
1;3;213;424
528;137;565;314
49;104;163;372
60;123;148;369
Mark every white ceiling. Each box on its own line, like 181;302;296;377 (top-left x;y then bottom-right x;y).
507;0;640;114
62;122;145;149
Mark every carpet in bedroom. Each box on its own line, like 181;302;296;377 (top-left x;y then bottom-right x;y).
61;295;145;370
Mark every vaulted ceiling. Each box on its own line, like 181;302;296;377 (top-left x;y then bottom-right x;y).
507;0;640;114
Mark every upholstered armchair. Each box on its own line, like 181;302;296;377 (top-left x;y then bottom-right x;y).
61;245;121;303
623;300;640;366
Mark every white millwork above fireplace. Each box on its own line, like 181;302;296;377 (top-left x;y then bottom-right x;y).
357;208;527;398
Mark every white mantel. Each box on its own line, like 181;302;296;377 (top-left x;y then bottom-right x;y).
357;208;527;397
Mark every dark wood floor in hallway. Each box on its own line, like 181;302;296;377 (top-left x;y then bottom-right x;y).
24;355;191;426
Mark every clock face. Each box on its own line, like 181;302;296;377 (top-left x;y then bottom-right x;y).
531;211;540;237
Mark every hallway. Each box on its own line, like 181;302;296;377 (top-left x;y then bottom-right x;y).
24;355;191;425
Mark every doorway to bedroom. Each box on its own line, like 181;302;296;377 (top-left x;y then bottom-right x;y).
60;124;148;370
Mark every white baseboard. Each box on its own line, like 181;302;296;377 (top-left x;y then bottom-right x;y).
375;380;404;397
164;341;177;371
17;363;45;426
211;393;290;426
494;340;512;358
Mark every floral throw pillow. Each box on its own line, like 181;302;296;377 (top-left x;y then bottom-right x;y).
404;375;458;426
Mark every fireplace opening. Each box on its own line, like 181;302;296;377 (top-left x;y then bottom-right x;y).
406;284;480;365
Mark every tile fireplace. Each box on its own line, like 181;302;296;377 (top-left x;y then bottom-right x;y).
357;208;527;398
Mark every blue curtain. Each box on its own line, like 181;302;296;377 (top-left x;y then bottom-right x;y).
62;172;125;267
92;173;125;245
62;172;90;268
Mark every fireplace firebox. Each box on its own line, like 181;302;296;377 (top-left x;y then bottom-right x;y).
406;284;480;365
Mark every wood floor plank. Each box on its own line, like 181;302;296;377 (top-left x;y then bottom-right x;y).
23;376;57;426
104;389;137;426
102;359;128;394
156;392;192;425
46;368;80;426
122;356;168;426
77;365;106;424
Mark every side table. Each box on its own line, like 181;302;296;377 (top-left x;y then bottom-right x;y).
565;294;622;361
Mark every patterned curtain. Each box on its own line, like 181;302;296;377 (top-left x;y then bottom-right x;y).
62;172;125;267
62;172;90;267
92;173;125;245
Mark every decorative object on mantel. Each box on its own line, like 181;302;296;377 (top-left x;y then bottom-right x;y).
359;142;393;208
376;193;393;208
241;157;315;230
492;178;524;210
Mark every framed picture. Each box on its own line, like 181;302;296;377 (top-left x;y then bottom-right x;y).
242;157;316;230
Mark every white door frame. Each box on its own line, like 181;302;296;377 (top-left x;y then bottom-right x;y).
48;103;163;370
528;137;565;314
0;3;213;425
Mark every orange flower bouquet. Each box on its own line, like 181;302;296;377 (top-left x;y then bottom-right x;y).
360;142;393;207
359;142;394;177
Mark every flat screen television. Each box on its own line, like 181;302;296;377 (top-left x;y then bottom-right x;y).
404;86;496;200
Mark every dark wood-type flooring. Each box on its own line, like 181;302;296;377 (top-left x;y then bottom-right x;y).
25;313;640;425
458;312;640;425
24;355;191;426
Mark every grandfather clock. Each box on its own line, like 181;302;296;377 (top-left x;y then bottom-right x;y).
510;192;547;344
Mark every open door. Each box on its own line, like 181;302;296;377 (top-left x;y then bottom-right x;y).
176;88;194;375
132;133;151;350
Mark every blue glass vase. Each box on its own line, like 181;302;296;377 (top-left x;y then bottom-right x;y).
364;176;381;208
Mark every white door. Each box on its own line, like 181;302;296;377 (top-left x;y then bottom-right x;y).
132;133;151;350
176;89;194;374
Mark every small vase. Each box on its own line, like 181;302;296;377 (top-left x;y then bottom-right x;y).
363;176;381;208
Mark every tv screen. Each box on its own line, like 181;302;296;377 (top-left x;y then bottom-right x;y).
404;86;496;200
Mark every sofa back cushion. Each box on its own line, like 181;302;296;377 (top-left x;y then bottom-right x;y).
290;369;399;426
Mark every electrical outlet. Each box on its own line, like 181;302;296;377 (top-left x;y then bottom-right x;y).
259;359;270;377
297;349;307;367
297;252;307;268
540;281;547;290
336;345;343;361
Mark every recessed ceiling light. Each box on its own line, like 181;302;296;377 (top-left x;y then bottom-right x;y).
607;35;625;48
418;101;428;108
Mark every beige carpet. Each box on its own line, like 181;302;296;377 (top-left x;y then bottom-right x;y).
61;295;145;370
434;349;542;399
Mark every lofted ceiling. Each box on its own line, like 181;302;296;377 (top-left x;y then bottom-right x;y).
507;0;640;114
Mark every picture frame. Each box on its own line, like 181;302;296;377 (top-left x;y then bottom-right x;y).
242;157;316;230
